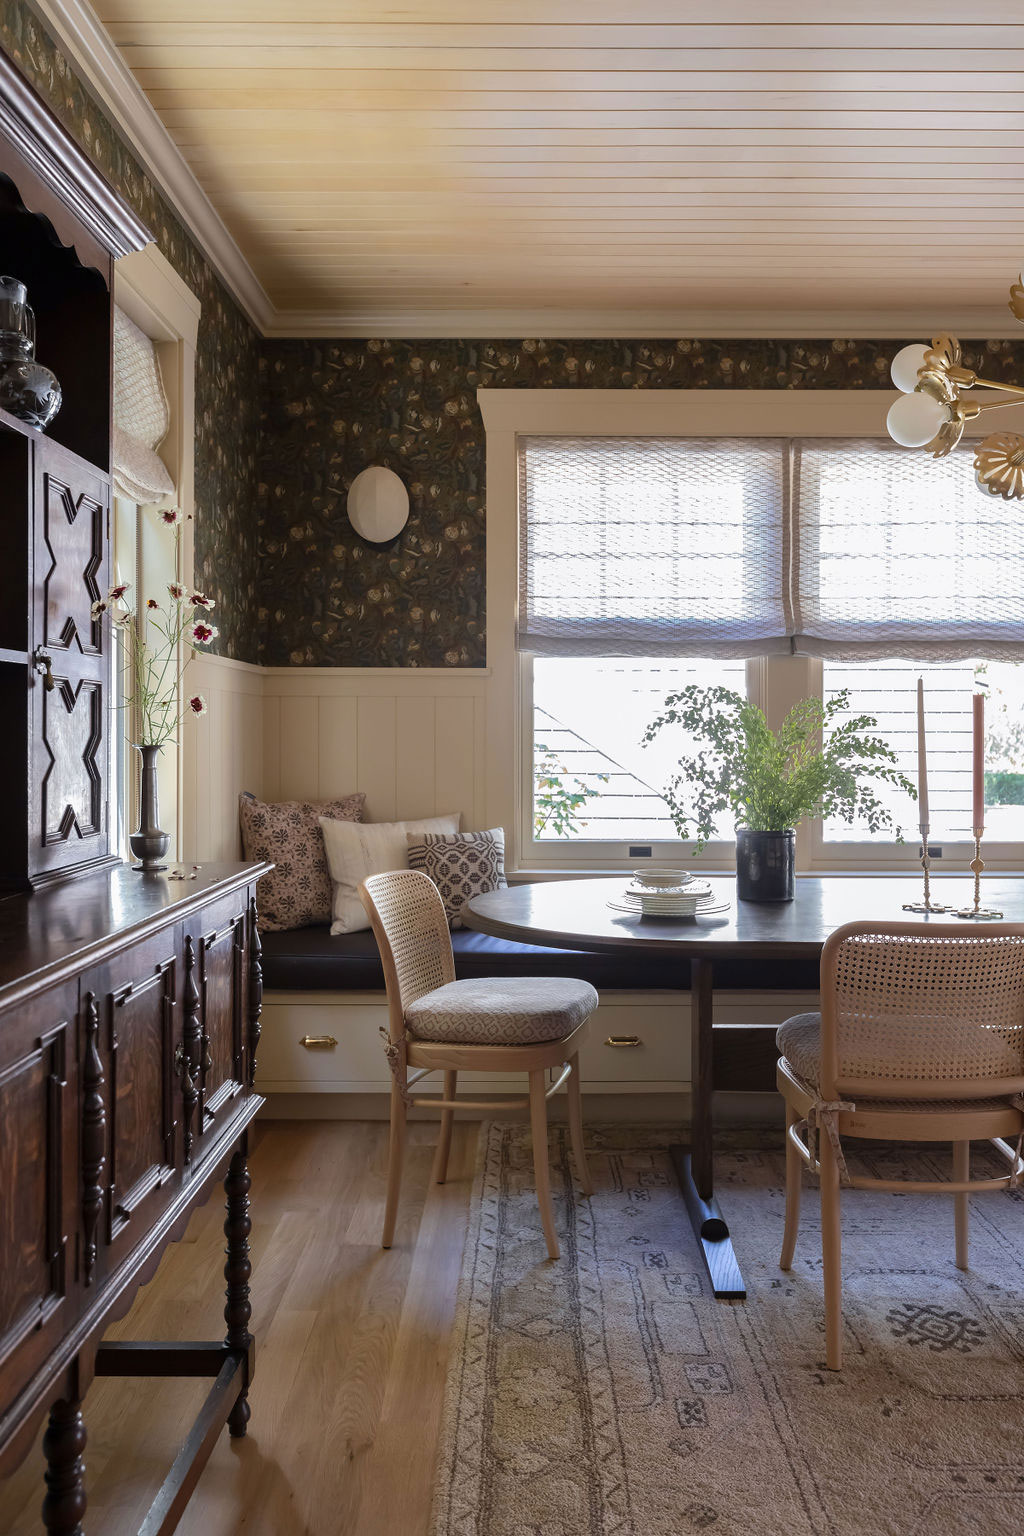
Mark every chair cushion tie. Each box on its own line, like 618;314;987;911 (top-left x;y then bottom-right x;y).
804;1098;856;1186
1008;1093;1024;1188
379;1026;412;1104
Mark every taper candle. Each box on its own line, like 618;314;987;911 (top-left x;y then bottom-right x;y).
916;677;929;828
972;692;985;833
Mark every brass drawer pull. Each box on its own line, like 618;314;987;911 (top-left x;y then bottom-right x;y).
299;1034;338;1050
605;1035;642;1048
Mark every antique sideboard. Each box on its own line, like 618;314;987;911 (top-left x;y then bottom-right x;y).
0;862;269;1534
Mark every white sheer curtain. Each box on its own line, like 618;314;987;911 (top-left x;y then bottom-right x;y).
112;305;175;504
518;435;1024;661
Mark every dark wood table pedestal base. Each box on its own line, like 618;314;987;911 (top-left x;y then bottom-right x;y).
669;1148;746;1301
674;956;746;1301
38;1134;255;1536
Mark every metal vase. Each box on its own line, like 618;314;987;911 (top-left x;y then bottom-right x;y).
735;827;796;902
130;743;170;872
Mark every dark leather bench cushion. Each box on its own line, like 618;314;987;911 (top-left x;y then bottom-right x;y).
260;926;819;994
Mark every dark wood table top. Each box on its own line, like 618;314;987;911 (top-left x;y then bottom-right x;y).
0;860;271;1004
462;874;1024;960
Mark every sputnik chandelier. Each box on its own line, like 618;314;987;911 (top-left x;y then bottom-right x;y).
885;277;1024;501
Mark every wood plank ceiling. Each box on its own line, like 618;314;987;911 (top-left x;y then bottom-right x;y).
96;0;1024;336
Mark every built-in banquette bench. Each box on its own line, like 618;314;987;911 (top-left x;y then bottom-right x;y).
255;925;821;1104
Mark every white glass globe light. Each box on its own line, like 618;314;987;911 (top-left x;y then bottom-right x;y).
890;343;930;393
886;392;949;448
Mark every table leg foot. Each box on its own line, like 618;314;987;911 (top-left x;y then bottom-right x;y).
670;1146;746;1300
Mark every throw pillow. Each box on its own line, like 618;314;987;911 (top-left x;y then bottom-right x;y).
406;828;507;929
239;791;365;931
319;813;461;934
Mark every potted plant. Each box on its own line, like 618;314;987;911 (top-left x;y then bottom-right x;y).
643;685;916;901
91;508;218;872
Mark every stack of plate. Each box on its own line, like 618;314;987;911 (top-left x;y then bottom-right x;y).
608;877;730;919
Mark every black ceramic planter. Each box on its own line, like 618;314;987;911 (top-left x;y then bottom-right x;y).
735;828;795;902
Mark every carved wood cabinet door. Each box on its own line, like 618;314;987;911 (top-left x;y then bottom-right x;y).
0;981;78;1412
28;436;114;888
185;891;252;1167
79;929;181;1287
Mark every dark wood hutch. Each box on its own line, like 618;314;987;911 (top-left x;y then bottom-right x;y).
0;47;267;1536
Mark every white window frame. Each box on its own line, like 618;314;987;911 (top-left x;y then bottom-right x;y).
478;387;1017;876
113;244;200;864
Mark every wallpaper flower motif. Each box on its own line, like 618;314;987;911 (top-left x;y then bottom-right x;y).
258;335;1024;668
0;0;261;662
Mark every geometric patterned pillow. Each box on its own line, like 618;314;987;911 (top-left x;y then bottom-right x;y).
406;827;507;929
239;791;365;931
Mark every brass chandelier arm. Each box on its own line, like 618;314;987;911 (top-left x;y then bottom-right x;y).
955;375;1024;401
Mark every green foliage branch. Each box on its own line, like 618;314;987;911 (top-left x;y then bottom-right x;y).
643;684;916;853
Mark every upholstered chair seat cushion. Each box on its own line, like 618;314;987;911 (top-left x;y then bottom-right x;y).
777;1010;1022;1103
776;1012;825;1088
405;975;598;1045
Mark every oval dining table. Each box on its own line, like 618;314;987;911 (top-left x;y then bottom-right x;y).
462;872;1024;1300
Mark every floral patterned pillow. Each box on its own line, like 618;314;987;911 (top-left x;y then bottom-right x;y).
239;792;365;931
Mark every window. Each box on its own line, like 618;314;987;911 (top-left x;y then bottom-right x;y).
823;659;1024;847
514;426;1024;870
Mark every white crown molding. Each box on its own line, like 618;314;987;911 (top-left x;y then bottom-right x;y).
28;0;273;333
264;306;1024;341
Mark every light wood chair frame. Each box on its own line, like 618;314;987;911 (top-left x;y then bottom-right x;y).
360;871;593;1260
778;919;1024;1371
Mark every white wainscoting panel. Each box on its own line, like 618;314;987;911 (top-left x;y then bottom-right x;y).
261;668;490;828
182;652;265;863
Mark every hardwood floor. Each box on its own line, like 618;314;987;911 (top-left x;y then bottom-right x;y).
1;1120;478;1536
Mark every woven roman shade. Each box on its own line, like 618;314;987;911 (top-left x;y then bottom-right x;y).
518;436;791;658
518;435;1024;661
112;305;175;504
792;439;1024;660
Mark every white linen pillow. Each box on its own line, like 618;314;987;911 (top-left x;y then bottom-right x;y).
319;813;461;934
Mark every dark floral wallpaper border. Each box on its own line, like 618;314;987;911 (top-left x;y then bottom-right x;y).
258;335;1024;668
1;0;261;661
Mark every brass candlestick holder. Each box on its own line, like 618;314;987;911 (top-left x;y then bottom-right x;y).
953;828;1004;921
903;826;952;914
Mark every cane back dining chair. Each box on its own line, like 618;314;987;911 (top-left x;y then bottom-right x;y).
776;920;1024;1370
359;868;597;1258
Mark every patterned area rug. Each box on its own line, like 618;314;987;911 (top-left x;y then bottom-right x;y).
431;1124;1024;1536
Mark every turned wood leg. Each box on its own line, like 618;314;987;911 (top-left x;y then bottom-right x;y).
529;1067;559;1260
432;1070;457;1185
954;1140;970;1271
780;1100;802;1271
382;1078;407;1248
566;1053;593;1196
224;1144;253;1438
41;1398;86;1536
820;1136;843;1371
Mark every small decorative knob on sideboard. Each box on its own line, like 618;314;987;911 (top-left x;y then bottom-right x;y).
299;1034;338;1050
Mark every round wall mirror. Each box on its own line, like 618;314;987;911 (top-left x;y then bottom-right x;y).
346;465;409;543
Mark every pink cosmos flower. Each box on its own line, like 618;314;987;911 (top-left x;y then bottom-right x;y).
108;582;130;601
168;582;186;601
146;598;160;610
158;508;181;526
189;591;216;610
187;694;208;716
189;620;219;646
90;598;109;620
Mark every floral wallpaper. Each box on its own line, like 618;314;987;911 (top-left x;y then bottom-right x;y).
258;335;1024;668
1;0;261;661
